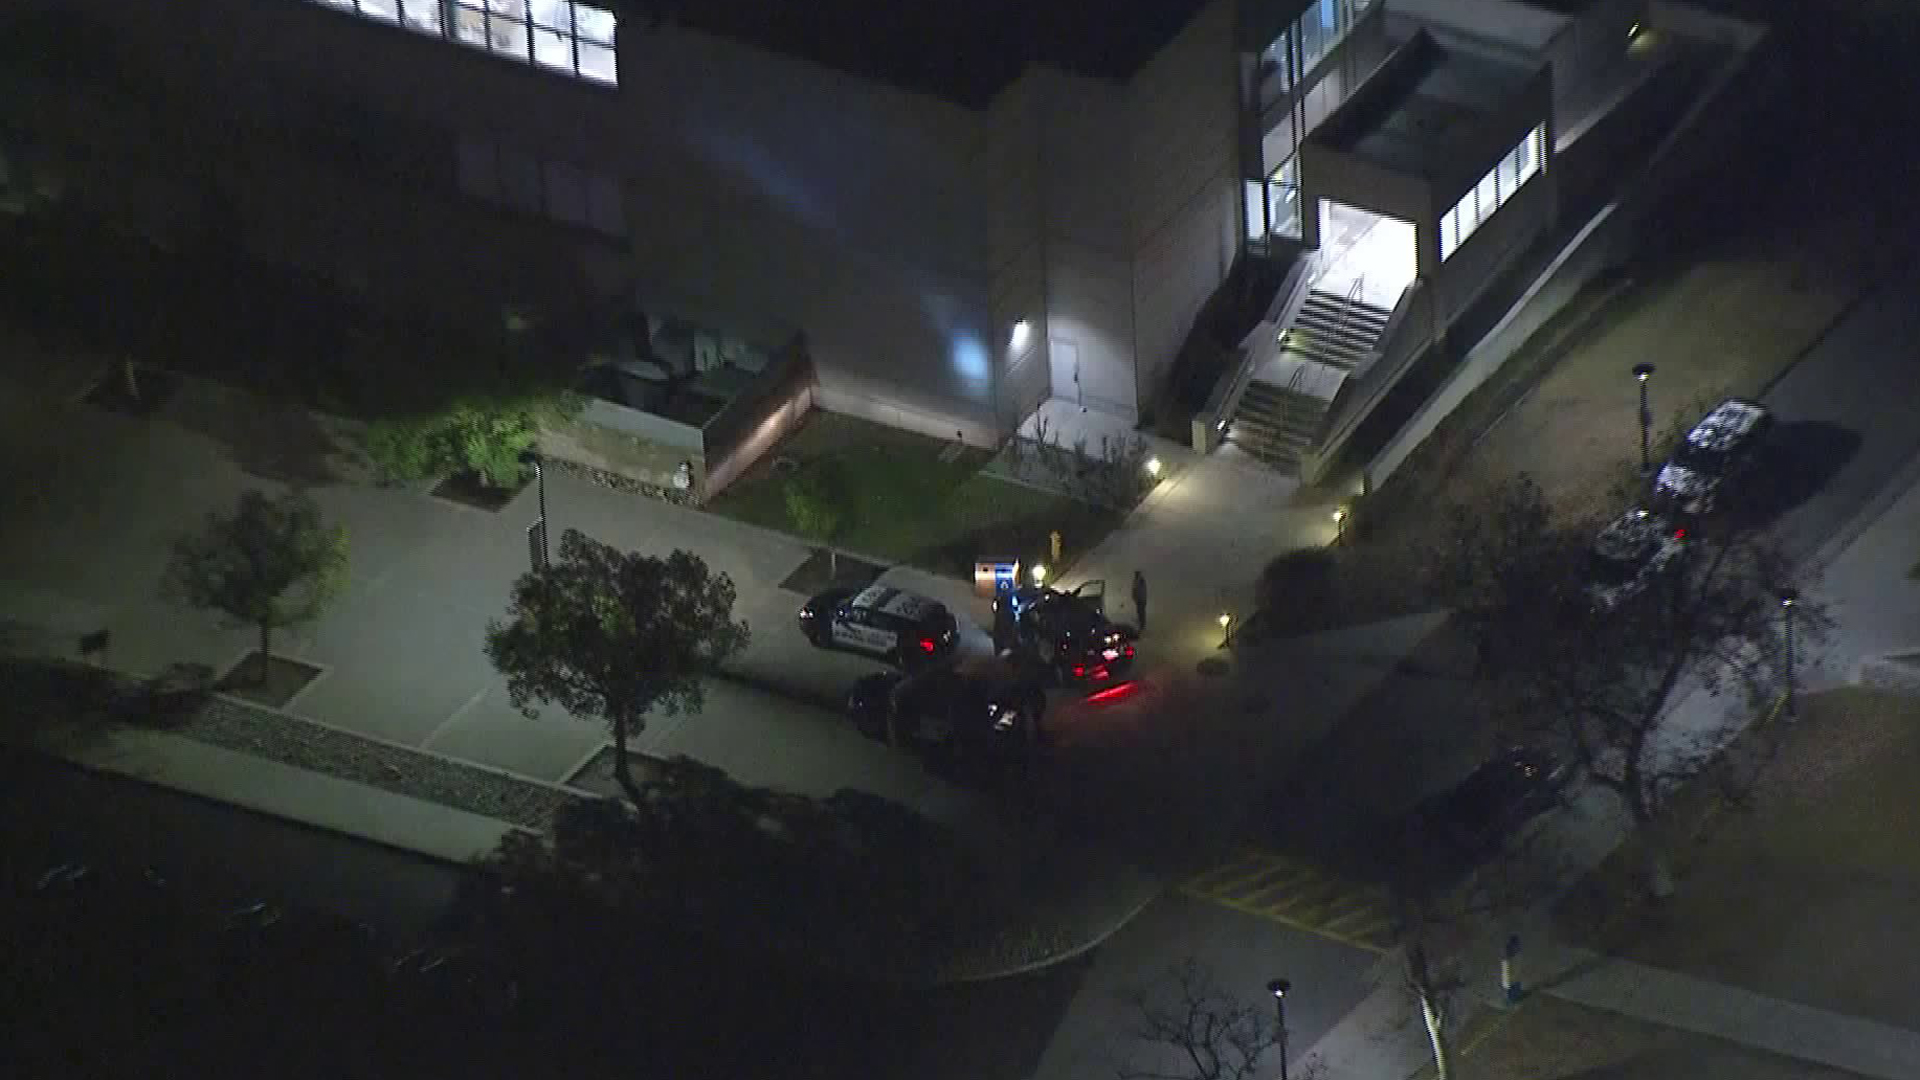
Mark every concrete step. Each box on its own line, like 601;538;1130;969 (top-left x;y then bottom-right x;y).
1295;303;1390;339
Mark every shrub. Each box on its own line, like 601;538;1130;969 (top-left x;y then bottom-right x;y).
1254;546;1342;636
363;398;551;488
784;463;850;550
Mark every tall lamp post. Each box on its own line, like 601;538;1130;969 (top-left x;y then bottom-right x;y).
1633;363;1657;475
1267;979;1292;1080
520;449;549;571
1780;588;1798;720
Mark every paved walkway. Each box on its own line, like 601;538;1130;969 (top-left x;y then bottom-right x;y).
1521;942;1920;1080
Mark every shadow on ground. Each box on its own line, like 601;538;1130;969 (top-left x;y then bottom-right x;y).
1729;420;1862;531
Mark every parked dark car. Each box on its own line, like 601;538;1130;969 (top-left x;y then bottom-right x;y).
993;581;1136;686
844;659;1049;768
1652;397;1773;516
1408;747;1570;863
1584;507;1690;612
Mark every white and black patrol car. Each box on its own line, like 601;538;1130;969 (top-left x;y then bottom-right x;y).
1584;507;1690;612
797;582;959;669
1653;398;1772;515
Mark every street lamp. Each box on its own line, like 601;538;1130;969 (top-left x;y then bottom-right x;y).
1267;979;1292;1080
1332;506;1348;544
519;449;549;571
1633;363;1656;475
1780;589;1799;720
1218;611;1234;648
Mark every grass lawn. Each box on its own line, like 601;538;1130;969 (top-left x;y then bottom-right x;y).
1435;997;1863;1080
1557;688;1920;1032
708;411;1122;578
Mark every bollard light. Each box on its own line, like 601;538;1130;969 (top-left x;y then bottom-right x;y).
1145;456;1163;478
1030;563;1049;586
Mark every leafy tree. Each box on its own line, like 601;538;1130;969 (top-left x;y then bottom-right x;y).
484;530;749;803
363;398;548;489
784;464;850;575
163;490;347;684
1423;475;1592;678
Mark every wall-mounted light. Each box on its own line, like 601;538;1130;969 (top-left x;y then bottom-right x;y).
1009;319;1032;354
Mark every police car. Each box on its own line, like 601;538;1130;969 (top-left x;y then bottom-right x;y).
1584;507;1690;612
843;657;1049;765
1653;398;1773;516
797;582;959;668
994;581;1136;685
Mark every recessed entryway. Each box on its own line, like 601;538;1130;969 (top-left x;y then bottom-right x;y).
1315;199;1417;311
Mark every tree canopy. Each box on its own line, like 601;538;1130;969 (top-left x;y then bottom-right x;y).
484;529;749;800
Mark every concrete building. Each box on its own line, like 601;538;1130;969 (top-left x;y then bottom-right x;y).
2;0;1716;483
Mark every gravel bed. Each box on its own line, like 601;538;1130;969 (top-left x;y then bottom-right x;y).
173;695;585;832
544;457;696;507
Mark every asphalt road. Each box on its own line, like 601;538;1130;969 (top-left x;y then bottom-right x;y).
0;747;462;939
1759;267;1920;568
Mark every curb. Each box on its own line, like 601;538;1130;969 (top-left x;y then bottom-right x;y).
934;869;1166;985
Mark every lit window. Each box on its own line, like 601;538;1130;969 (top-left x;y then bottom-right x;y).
307;0;616;84
398;0;441;34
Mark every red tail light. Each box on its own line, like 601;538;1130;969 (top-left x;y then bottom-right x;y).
1123;644;1135;657
1071;665;1086;677
1673;528;1687;539
918;638;936;653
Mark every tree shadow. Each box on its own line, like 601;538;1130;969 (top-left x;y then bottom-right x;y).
164;381;355;486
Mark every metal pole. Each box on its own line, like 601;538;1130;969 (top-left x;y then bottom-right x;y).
1634;363;1656;475
1782;593;1798;720
535;461;549;567
1268;979;1291;1080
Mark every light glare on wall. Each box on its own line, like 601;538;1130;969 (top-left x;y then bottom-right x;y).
1009;319;1032;354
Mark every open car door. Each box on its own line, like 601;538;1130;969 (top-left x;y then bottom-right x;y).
1071;579;1105;616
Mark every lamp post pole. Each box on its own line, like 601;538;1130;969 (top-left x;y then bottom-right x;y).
1633;363;1656;475
1781;589;1798;720
1267;979;1291;1080
520;449;549;571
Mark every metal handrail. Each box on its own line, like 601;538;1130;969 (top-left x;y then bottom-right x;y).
1192;252;1318;452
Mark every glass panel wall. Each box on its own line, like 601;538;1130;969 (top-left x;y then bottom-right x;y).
1439;125;1547;261
1249;0;1381;241
308;0;618;85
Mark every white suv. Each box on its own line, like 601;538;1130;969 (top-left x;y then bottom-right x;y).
1653;398;1772;515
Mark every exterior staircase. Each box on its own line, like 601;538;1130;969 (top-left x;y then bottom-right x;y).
1222;285;1395;472
1285;287;1394;371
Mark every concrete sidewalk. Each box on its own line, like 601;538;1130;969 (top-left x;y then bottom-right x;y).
68;726;525;865
1524;941;1920;1080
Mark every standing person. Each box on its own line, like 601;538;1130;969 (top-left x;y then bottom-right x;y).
1131;570;1149;633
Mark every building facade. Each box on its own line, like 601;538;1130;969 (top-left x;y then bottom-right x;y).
6;0;1651;455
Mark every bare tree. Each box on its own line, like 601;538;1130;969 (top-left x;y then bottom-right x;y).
1428;477;1826;899
1116;959;1294;1080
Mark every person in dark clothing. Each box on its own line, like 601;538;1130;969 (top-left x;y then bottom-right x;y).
1131;570;1148;632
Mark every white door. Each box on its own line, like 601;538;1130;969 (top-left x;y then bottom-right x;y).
1049;338;1081;406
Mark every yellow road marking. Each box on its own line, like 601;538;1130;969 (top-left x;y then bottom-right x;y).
1180;848;1397;953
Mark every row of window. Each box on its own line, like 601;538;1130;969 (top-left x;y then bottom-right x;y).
456;135;626;237
1439;125;1547;262
311;0;617;85
1260;0;1379;103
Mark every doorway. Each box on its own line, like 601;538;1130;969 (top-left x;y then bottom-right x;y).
1314;199;1417;311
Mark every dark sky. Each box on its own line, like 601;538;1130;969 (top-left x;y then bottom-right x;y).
644;0;1211;108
